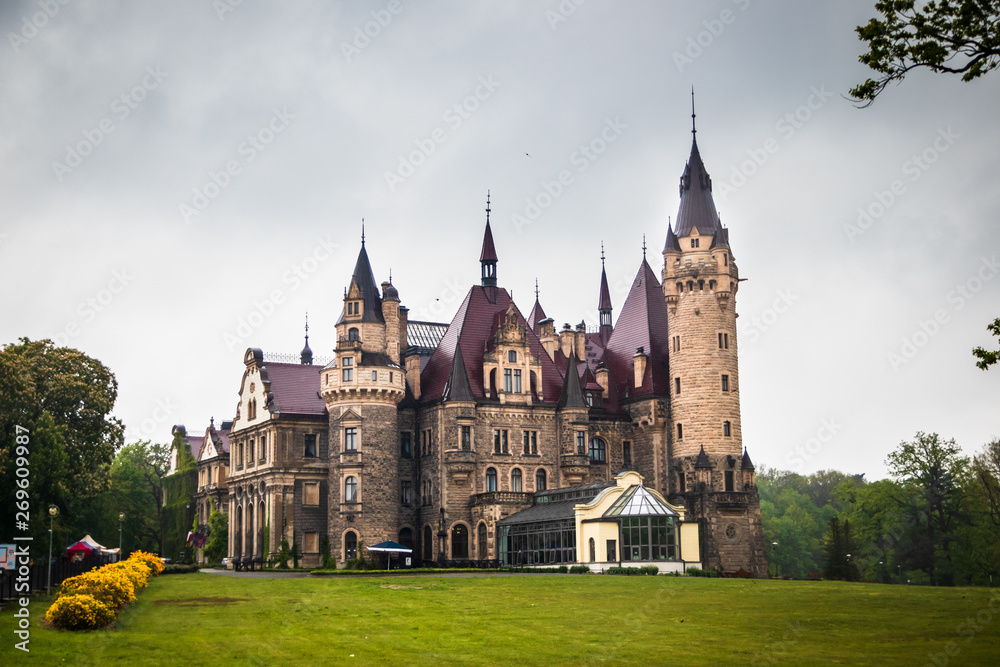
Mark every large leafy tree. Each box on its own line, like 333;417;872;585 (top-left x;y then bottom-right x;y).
850;0;1000;106
886;432;970;585
0;338;124;544
112;441;170;554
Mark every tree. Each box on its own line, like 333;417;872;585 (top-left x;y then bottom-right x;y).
886;432;970;585
850;0;1000;106
972;317;1000;369
202;507;229;564
0;338;124;544
111;441;169;554
824;517;859;580
972;438;1000;526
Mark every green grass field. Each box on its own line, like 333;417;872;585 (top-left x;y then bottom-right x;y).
3;573;999;665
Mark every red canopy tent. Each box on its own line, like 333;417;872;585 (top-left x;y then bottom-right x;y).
65;534;117;561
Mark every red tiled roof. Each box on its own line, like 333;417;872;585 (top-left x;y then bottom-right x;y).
216;428;231;455
262;362;326;415
603;259;671;399
527;298;546;333
420;287;565;403
599;267;612;311
187;436;205;461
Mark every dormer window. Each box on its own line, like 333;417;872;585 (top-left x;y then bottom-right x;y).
508;350;517;363
691;238;700;248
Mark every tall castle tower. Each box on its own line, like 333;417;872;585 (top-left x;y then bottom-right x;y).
662;104;765;576
320;231;408;560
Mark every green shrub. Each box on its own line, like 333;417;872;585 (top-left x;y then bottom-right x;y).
569;565;591;574
557;565;569;573
641;565;660;576
162;563;200;575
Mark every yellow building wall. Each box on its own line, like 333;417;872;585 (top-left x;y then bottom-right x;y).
680;522;699;563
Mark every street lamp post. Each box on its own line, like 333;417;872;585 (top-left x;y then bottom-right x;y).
846;553;852;582
47;505;59;597
772;541;779;579
119;512;125;560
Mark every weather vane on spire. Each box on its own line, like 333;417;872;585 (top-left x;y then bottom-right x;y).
485;190;491;224
642;234;647;259
691;86;697;139
361;218;365;246
535;277;539;299
305;311;309;335
601;241;607;267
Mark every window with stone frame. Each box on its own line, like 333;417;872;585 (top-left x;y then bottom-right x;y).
513;369;522;393
576;431;586;454
722;374;730;392
589;437;606;463
622;441;632;468
508;350;517;363
400;431;412;458
677;470;686;493
400;480;412;505
486;467;497;492
523;430;538;455
461;425;471;450
723;421;731;437
535;468;546;491
304;433;317;458
511;468;523;492
344;427;358;451
725;470;735;492
304;532;319;554
344;476;358;502
493;429;508;454
503;368;512;393
345;531;358;560
304;482;320;506
451;524;469;559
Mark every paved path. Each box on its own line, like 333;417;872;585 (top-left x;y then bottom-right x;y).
199;568;574;579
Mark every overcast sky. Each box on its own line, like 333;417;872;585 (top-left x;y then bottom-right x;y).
2;1;998;480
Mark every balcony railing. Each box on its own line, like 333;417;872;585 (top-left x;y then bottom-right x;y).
714;492;749;508
471;491;534;506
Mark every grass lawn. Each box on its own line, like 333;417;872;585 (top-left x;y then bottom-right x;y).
4;573;999;665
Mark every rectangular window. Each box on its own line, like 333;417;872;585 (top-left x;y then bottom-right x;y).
723;421;731;437
372;370;378;381
576;431;585;454
342;368;353;382
508;350;517;362
401;480;412;505
248;439;254;461
522;430;537;455
675;377;681;394
400;432;411;458
304;434;317;458
677;424;683;440
304;482;320;506
606;539;617;562
673;336;681;352
513;369;522;393
623;441;632;468
504;368;512;393
677;470;686;493
344;427;358;451
691;238;700;248
722;374;730;392
494;429;501;454
422;430;427;456
389;371;393;383
462;425;471;450
260;434;267;461
304;532;319;554
725;470;735;492
343;357;353;366
501;430;508;453
719;332;729;349
523;431;530;454
425;429;432;455
530;431;537;454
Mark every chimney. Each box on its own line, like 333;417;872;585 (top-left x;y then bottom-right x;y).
405;353;421;400
574;320;587;360
539;318;558;361
633;346;647;388
559;323;574;359
596;364;609;393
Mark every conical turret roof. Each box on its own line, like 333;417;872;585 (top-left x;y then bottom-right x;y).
675;139;722;238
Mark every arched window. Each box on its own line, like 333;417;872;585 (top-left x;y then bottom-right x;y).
589;537;596;563
452;524;469;559
589;438;607;463
344;476;358;502
398;528;414;552
687;281;694;292
676;282;683;293
535;468;547;491
698;279;704;291
423;525;433;560
344;531;358;560
511;468;523;492
488;369;497;398
486;468;497;492
348;327;360;341
478;523;487;560
508;350;517;363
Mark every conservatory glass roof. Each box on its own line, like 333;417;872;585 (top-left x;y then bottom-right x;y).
603;485;679;518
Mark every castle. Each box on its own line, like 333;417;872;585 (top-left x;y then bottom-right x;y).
177;118;767;576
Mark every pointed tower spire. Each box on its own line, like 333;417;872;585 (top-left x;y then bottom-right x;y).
443;342;475;402
557;350;587;409
598;243;613;345
675;99;722;238
480;191;498;299
300;312;313;364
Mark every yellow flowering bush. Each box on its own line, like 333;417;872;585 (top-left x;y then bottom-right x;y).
128;550;165;575
46;594;116;631
61;569;136;609
116;560;151;590
46;551;165;631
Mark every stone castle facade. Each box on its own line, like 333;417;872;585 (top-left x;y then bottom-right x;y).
186;123;766;575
